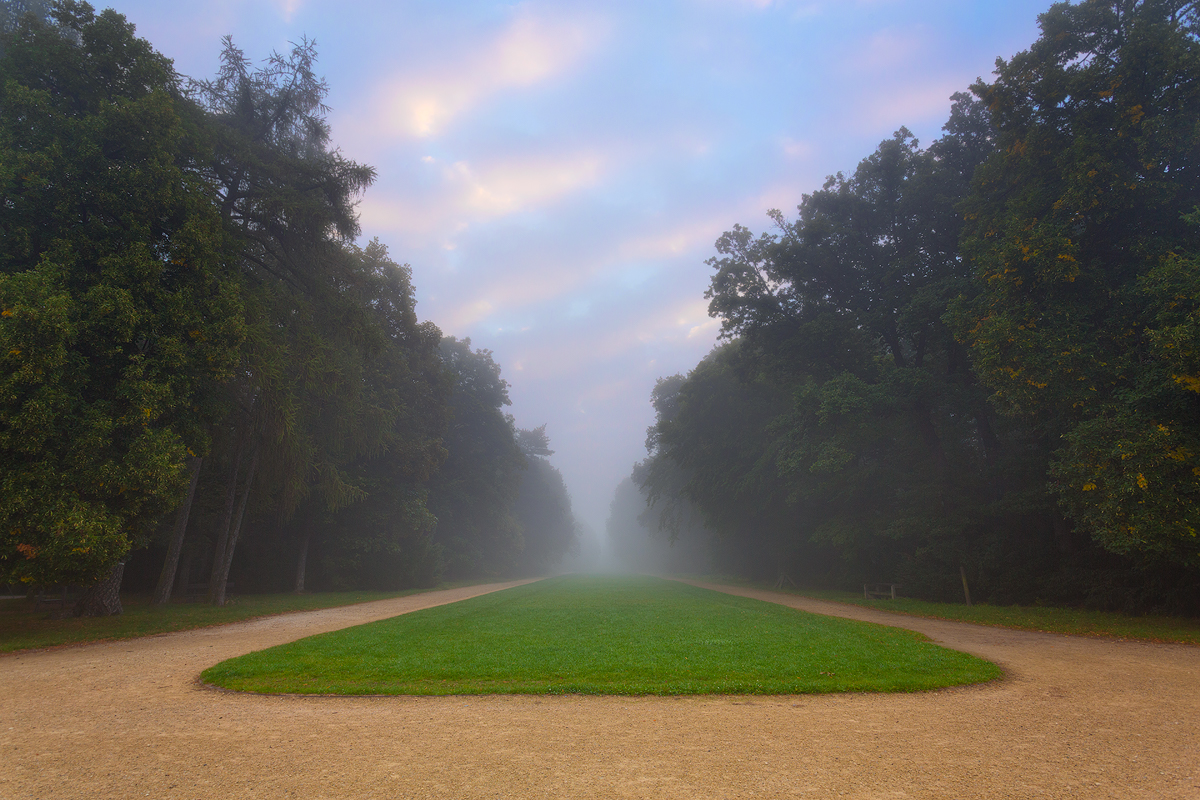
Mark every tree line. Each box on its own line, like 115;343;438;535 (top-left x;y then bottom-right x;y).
616;0;1200;613
0;1;577;615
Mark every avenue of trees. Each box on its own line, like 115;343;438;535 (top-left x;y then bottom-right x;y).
0;2;577;614
619;0;1200;612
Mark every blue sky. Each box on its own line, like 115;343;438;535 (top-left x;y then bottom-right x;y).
113;0;1052;536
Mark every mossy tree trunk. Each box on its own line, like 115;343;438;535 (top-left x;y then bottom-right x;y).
75;561;125;617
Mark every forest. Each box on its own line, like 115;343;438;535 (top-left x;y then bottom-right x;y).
611;0;1200;613
5;1;1200;619
0;1;578;615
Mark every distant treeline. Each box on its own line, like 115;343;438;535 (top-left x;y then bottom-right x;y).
612;0;1200;613
0;2;576;614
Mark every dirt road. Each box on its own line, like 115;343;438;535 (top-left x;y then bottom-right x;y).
2;578;1197;799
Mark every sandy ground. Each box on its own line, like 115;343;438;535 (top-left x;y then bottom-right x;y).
2;578;1198;800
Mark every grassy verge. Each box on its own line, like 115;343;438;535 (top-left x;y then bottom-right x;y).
695;579;1200;645
0;584;476;654
202;575;1002;696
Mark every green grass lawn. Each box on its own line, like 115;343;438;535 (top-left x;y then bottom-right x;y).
201;575;1002;696
0;587;460;654
762;587;1200;645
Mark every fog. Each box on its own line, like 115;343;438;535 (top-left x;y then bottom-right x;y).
29;0;1179;607
108;0;1049;542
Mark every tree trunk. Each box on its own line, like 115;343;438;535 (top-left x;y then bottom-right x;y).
211;440;259;606
175;542;195;599
75;561;126;617
960;565;973;607
208;426;248;604
294;531;311;594
152;456;202;606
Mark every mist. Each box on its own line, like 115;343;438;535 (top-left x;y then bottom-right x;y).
604;476;709;576
9;0;1199;614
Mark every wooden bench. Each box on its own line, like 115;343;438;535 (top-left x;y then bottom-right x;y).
863;583;901;600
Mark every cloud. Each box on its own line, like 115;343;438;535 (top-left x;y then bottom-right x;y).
691;0;885;14
429;178;809;333
850;27;927;73
856;80;965;130
439;259;591;331
615;185;801;263
695;0;820;11
781;137;814;160
494;296;718;388
274;0;302;23
448;152;606;216
617;215;729;261
357;148;611;249
689;317;720;339
371;8;609;139
432;206;735;331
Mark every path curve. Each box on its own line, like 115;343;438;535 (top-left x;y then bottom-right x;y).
3;578;1198;799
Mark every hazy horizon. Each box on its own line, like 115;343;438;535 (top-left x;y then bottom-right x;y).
108;0;1050;536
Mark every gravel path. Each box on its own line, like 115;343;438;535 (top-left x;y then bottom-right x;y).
2;578;1198;799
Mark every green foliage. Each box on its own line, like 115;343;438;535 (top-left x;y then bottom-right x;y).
647;105;1060;593
167;36;457;600
633;6;1200;606
0;3;563;600
956;0;1200;564
293;242;451;591
189;34;375;285
511;452;576;574
639;345;802;579
0;3;243;587
201;576;1001;695
426;338;527;578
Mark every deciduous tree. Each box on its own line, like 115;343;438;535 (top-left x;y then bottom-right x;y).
956;0;1200;564
0;2;243;612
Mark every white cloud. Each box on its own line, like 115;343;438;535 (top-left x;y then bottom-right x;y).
371;8;609;139
274;0;302;22
496;296;718;386
689;318;720;339
603;298;716;355
357;148;610;248
856;80;964;129
450;153;606;216
618;219;722;261
781;137;814;159
851;27;927;73
696;0;818;10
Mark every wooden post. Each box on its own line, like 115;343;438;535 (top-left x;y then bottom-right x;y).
960;566;972;607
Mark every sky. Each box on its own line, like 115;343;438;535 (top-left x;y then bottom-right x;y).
111;0;1052;539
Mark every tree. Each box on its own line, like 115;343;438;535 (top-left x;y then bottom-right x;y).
512;427;576;574
165;35;377;604
955;0;1200;564
606;475;710;574
0;0;51;38
638;345;822;582
700;103;1051;593
282;240;450;593
427;338;526;578
515;424;554;458
0;2;244;613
